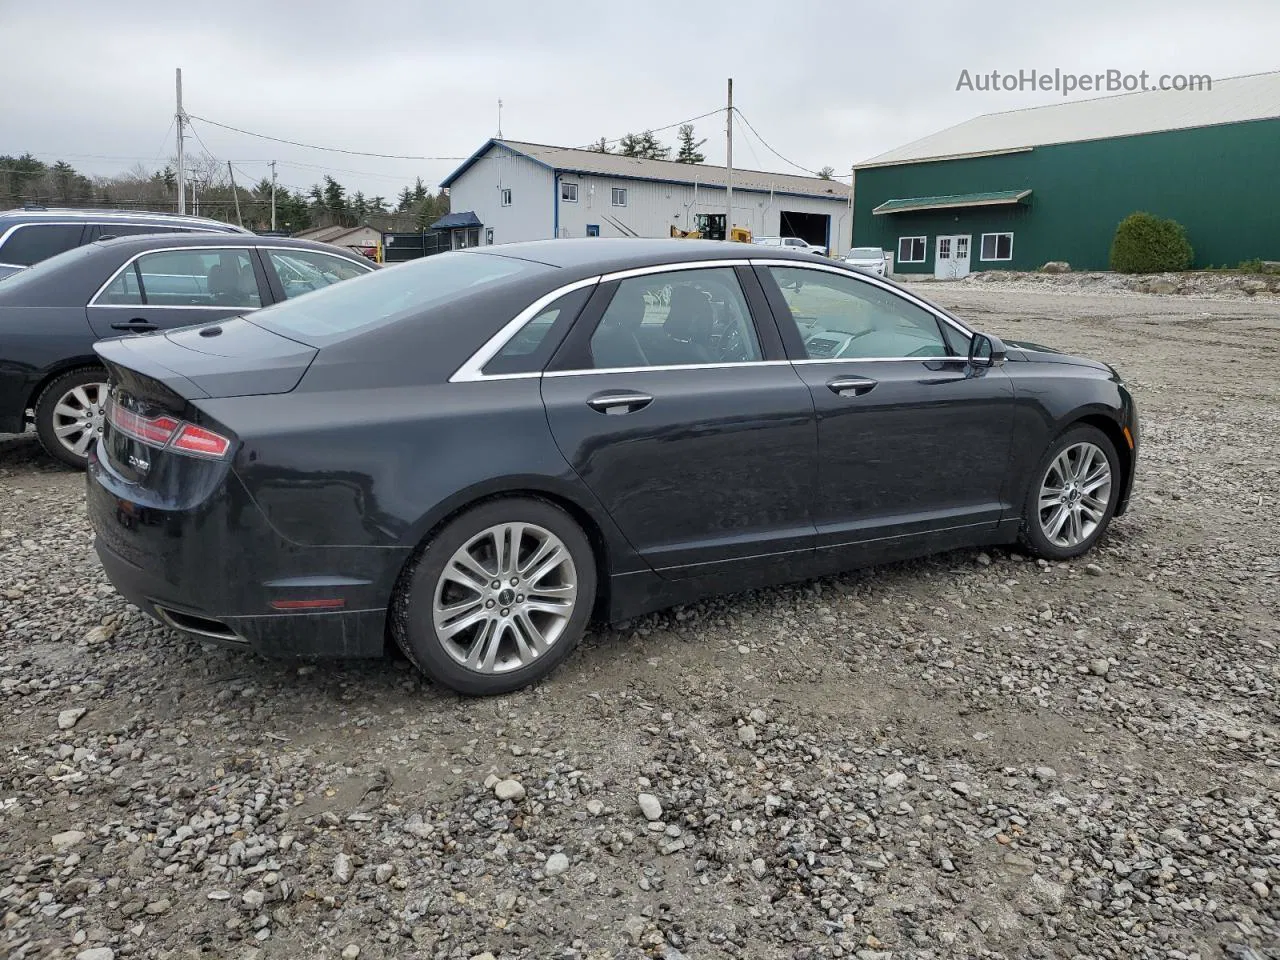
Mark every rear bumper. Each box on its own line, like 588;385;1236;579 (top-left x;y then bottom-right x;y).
88;445;406;660
94;536;388;657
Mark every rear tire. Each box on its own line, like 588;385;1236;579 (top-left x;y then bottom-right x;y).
34;367;109;470
1020;424;1121;561
392;498;597;696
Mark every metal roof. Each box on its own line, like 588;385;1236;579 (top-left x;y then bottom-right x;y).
430;211;483;230
442;139;850;201
872;189;1032;215
293;225;376;243
859;70;1280;168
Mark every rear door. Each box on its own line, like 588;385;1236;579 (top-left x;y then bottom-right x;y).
755;262;1016;553
86;246;268;338
540;263;818;579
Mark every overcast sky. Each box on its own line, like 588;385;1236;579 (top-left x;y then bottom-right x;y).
2;0;1277;198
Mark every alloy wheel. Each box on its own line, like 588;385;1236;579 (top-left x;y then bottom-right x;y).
51;382;108;458
1038;441;1113;548
432;522;578;674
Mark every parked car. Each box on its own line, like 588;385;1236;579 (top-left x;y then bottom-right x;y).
0;208;251;281
841;246;889;276
752;236;827;256
84;238;1139;696
0;232;375;467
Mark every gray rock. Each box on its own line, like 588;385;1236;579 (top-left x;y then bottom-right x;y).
586;798;604;816
1034;766;1058;780
544;852;570;877
1040;261;1071;274
374;863;394;884
637;793;663;821
144;898;170;915
1252;881;1270;898
748;707;768;725
750;857;768;878
737;724;758;745
1089;658;1110;677
58;707;87;730
494;778;526;802
341;946;360;960
622;915;647;945
52;830;86;851
242;889;265;910
76;950;115;960
333;853;354;884
883;771;908;789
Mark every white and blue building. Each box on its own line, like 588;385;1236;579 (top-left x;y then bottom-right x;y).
437;139;852;254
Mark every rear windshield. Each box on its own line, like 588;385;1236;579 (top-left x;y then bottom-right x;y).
248;251;543;345
0;244;99;298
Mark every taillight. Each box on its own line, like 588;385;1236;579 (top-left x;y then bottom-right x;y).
171;423;232;459
106;398;233;460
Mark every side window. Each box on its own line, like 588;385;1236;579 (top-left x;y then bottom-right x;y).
134;249;261;308
99;262;144;305
588;267;762;370
0;224;84;266
93;224;184;240
767;267;950;360
483;287;593;376
266;249;371;300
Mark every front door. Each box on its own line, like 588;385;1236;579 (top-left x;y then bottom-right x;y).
756;263;1015;553
934;234;971;279
541;264;818;578
87;246;269;339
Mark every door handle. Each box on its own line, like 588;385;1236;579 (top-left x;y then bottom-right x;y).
826;376;877;397
586;391;653;414
110;318;158;333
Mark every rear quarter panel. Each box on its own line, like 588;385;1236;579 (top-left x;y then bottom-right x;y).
0;306;99;424
198;379;646;572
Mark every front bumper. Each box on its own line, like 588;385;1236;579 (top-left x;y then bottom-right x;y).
87;446;403;660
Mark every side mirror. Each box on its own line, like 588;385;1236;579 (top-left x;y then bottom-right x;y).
968;332;1007;367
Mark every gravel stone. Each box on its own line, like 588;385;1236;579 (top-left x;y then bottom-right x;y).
57;707;87;730
333;852;354;884
883;771;908;789
1089;658;1111;677
494;778;525;801
341;946;360;960
637;793;663;821
51;830;86;851
544;852;570;877
736;724;758;745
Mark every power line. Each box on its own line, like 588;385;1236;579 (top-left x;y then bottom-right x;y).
183;108;725;163
732;108;851;180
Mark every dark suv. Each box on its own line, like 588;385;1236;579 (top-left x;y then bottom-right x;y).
0;208;251;280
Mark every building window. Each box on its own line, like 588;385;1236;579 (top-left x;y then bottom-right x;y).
611;187;627;207
500;188;512;207
897;236;927;264
980;232;1014;261
586;224;600;237
560;182;578;203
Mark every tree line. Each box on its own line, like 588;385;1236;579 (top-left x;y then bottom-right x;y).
588;123;835;178
0;153;450;233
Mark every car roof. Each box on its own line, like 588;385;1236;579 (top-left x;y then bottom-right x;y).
88;232;374;258
0;208;250;232
466;237;827;276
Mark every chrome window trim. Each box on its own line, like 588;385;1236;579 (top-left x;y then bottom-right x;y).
450;256;977;384
89;244;372;308
545;360;792;378
449;276;602;383
752;257;975;341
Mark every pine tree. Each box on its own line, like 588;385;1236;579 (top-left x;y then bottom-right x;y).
675;124;706;164
618;131;670;160
588;137;611;153
817;166;835;180
396;186;413;211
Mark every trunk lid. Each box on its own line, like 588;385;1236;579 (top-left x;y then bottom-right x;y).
93;318;317;486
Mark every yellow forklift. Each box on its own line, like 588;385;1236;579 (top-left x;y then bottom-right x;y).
670;214;752;244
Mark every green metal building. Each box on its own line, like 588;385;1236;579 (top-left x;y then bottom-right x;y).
852;71;1280;277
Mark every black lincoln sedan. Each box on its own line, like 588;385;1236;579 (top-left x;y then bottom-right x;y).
86;238;1138;695
0;232;374;467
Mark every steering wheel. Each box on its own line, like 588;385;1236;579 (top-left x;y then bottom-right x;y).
716;322;748;362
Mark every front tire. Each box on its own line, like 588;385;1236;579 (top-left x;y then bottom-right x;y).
393;498;597;696
34;367;109;470
1020;425;1121;561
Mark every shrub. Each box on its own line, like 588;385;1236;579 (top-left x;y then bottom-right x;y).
1109;212;1194;273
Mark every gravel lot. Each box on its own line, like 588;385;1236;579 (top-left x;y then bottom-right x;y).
2;285;1278;960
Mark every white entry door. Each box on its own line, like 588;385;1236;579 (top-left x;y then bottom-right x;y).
934;234;972;279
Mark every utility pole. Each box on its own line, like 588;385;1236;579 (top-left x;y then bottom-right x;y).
269;161;277;231
725;78;734;240
497;99;504;139
227;162;244;228
848;162;855;255
175;68;185;214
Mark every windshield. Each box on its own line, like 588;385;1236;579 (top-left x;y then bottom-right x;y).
849;248;884;259
248;250;543;346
